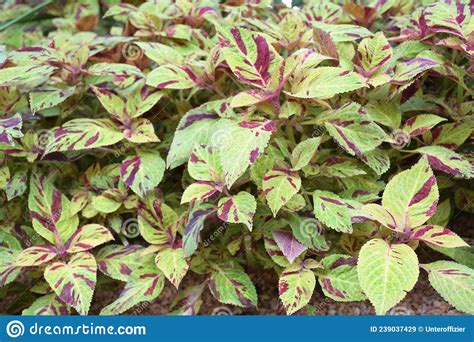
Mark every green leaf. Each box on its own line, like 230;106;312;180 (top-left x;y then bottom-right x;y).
287;67;366;99
167;105;219;169
217;191;257;231
321;103;386;157
290;137;321;171
357;32;392;75
155;245;189;289
313;190;365;233
209;265;257;307
263;168;301;216
422;261;474;314
29;87;75;114
403;114;447;137
381;157;439;229
45;252;97;315
279;262;315;315
120;150;166;198
100;255;165;315
357;239;419;315
215;119;275;187
29;173;79;246
181;181;220;204
319;254;366;302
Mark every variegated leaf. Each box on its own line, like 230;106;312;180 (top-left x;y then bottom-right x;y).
422;261;474;314
22;293;70;316
155;245;189;289
220;27;283;89
0;113;23;146
287;67;366;99
411;225;468;248
100;255;165;315
138;199;177;245
0;248;22;286
183;203;215;257
45;119;123;154
181;181;220;204
169;283;205;315
96;244;144;282
166;104;220;169
357;32;392;76
65;224;114;254
382;157;439;229
321;103;386;157
313;190;366;233
209;265;257;307
16;245;58;266
403;114;447;137
263;168;301;216
215;119;275;187
45;252;97;315
120;150;166;198
146;64;199;89
319;254;366;302
217;192;256;231
29;87;75;114
417;146;474;179
279;262;315;315
29;173;79;246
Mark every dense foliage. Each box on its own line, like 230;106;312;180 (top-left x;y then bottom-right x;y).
0;0;473;316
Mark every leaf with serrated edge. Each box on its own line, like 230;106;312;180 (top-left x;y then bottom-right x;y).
279;263;315;315
45;252;97;315
357;239;419;315
422;261;474;314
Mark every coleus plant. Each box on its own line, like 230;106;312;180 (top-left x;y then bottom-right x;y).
0;0;473;316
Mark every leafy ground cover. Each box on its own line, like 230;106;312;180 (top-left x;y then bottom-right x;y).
0;0;473;316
